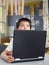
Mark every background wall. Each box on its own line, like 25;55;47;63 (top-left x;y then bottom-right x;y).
0;0;49;47
7;1;43;38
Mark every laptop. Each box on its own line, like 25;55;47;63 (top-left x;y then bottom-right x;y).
12;30;46;63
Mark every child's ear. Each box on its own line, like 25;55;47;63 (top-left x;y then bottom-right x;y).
16;28;19;30
16;28;18;30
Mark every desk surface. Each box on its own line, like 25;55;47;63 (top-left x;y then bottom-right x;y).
0;54;49;65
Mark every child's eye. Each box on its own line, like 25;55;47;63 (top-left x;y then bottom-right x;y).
27;25;30;27
21;25;24;27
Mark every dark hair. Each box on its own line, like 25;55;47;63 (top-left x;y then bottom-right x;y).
16;18;31;29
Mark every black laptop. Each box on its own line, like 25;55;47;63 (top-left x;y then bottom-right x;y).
13;30;46;63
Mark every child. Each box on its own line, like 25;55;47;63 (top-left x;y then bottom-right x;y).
1;18;31;63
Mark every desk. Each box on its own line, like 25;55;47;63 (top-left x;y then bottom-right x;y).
0;54;49;65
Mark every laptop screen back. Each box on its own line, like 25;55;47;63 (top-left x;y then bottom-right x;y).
13;30;46;59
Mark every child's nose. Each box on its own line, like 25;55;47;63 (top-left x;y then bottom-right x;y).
24;26;27;30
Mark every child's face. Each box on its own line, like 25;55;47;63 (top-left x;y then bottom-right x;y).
17;21;31;30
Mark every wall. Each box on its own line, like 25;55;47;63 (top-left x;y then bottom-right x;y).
6;0;49;48
7;1;43;37
7;1;49;48
43;0;49;47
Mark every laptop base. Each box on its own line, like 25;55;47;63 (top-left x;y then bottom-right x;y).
12;58;44;63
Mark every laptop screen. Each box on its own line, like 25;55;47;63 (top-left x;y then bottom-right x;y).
13;30;46;59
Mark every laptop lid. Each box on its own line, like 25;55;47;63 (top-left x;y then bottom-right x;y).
13;30;46;60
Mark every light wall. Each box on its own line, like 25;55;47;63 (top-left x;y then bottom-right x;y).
0;6;8;37
8;2;40;16
43;0;49;47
